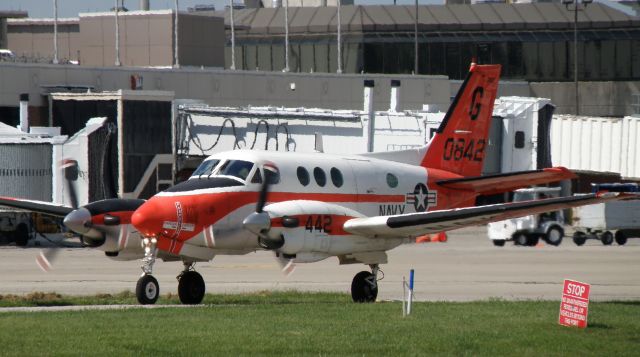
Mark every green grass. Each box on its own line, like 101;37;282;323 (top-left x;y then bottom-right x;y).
0;292;638;356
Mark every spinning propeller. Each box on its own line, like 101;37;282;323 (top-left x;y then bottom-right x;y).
34;160;121;272
242;164;295;276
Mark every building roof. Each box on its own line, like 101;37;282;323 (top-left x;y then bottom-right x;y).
0;11;28;19
225;3;640;35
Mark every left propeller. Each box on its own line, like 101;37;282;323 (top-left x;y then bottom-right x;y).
0;160;135;272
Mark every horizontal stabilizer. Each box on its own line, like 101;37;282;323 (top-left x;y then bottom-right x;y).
437;167;575;195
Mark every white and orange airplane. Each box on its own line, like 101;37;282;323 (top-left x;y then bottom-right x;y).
0;64;630;305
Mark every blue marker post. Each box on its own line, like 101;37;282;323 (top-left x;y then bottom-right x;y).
408;269;415;315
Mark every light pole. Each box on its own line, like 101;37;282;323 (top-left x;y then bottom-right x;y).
53;0;58;64
562;0;592;115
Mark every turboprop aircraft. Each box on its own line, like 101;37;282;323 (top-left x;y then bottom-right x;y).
0;63;632;305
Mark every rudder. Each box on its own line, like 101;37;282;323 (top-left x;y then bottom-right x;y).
421;63;501;177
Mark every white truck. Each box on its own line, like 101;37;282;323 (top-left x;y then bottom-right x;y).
0;210;61;246
0;209;34;246
488;187;566;247
571;183;640;246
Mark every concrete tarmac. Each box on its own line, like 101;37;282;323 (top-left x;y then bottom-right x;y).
0;227;638;302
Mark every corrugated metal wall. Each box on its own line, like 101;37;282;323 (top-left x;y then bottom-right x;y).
551;115;640;179
0;144;52;200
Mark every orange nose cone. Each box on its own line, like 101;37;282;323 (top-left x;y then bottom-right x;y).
131;200;162;237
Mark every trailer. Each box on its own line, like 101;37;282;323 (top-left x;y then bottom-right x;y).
571;183;640;246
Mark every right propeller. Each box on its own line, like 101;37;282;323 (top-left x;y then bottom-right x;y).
242;164;284;249
241;164;292;273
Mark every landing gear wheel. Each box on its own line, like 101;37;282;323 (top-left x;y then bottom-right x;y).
615;231;627;246
514;233;528;246
178;271;206;305
601;231;614;246
573;232;586;246
492;240;506;247
136;274;159;305
545;227;564;246
351;271;378;303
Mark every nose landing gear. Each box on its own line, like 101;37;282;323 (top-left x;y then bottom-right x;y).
136;237;159;305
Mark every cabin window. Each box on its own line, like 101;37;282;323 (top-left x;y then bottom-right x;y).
251;170;262;184
313;167;326;187
386;173;399;188
297;166;310;186
218;160;254;181
330;167;343;187
265;166;280;184
191;159;220;177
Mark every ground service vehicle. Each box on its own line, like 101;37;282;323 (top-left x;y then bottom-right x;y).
488;187;566;246
572;183;640;246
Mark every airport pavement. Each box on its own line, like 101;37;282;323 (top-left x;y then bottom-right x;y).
0;227;638;302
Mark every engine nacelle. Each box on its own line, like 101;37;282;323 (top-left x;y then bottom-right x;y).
263;200;364;256
99;224;144;261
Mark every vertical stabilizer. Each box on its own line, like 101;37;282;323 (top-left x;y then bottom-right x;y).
421;64;501;177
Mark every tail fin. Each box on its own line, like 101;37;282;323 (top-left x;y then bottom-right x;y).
421;64;501;177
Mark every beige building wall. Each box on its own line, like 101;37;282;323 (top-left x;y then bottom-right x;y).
79;10;224;68
7;21;80;62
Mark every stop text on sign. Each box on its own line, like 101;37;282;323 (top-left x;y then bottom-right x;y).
559;279;590;329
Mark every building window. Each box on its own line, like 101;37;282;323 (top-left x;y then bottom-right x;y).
515;131;525;149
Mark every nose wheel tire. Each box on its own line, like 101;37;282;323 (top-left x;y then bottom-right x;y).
178;271;206;305
136;274;159;305
351;271;378;303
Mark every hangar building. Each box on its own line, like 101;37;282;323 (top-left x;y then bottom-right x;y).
224;3;640;82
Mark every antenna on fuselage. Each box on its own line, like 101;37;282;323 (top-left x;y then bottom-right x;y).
314;132;324;153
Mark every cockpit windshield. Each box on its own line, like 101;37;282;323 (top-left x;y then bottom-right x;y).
218;160;254;181
191;159;220;177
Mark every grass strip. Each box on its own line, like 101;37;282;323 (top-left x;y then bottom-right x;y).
0;292;637;356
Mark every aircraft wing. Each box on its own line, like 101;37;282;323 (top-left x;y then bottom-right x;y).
343;192;631;238
0;196;73;217
436;167;575;195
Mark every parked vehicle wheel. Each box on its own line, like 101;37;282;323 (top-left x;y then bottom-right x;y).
545;226;564;246
14;224;29;247
513;233;528;246
615;231;627;246
573;232;586;246
601;231;614;245
492;240;506;247
526;235;539;246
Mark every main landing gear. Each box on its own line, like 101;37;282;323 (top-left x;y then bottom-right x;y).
177;262;206;305
135;238;207;305
351;264;381;303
